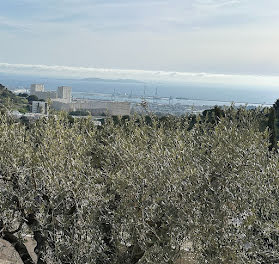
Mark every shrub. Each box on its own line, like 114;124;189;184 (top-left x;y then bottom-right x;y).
0;109;278;264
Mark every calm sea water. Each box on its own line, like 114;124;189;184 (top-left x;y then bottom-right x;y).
1;73;278;106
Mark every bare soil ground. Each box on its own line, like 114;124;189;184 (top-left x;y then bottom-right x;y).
0;238;195;264
177;253;196;264
0;238;36;264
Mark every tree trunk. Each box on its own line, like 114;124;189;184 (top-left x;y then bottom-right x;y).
2;231;35;264
26;213;47;264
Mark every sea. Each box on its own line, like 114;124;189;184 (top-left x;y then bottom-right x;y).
0;72;278;107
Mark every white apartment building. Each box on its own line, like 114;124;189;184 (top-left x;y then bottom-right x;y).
30;84;44;94
51;99;131;116
30;84;71;102
32;101;48;115
57;86;72;103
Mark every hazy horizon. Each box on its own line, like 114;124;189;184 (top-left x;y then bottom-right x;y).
1;1;279;104
1;1;279;77
0;63;278;105
1;62;279;91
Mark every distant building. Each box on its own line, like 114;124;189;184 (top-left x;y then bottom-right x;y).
30;84;70;101
29;84;130;116
32;101;48;115
33;91;57;100
9;110;22;119
8;110;48;121
30;84;44;94
51;99;131;116
57;86;72;103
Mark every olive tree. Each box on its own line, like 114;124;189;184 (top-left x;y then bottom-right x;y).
0;109;279;264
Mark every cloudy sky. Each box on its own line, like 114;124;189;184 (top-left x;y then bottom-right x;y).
0;0;279;78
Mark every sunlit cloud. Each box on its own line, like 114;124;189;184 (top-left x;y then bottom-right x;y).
1;1;279;75
1;62;279;90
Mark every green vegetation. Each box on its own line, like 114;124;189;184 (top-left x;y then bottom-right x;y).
0;84;30;113
0;84;48;115
1;107;279;264
69;109;91;116
2;83;279;263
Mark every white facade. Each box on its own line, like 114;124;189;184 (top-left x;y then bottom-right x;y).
28;85;131;116
30;84;71;102
51;99;131;116
57;86;72;103
33;91;57;100
32;101;48;115
30;84;44;94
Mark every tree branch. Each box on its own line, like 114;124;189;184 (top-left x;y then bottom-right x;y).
26;213;47;264
9;221;25;234
2;231;35;264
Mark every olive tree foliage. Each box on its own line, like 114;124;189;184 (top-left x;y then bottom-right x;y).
0;108;279;264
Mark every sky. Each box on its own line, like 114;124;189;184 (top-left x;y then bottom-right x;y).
1;0;279;80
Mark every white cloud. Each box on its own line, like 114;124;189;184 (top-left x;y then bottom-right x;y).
1;1;279;76
1;62;279;90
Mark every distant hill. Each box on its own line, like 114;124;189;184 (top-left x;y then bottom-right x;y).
81;77;143;84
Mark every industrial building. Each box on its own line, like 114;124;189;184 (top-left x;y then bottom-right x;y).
51;99;131;116
30;84;71;102
32;101;48;115
57;86;72;103
30;84;130;116
30;84;44;94
34;91;57;100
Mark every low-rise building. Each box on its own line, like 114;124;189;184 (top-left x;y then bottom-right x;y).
33;91;57;100
30;84;44;94
51;99;131;116
57;86;72;103
30;84;130;116
32;101;48;115
30;84;70;101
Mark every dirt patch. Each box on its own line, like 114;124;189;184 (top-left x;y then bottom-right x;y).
0;237;36;264
176;253;196;264
0;238;196;264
